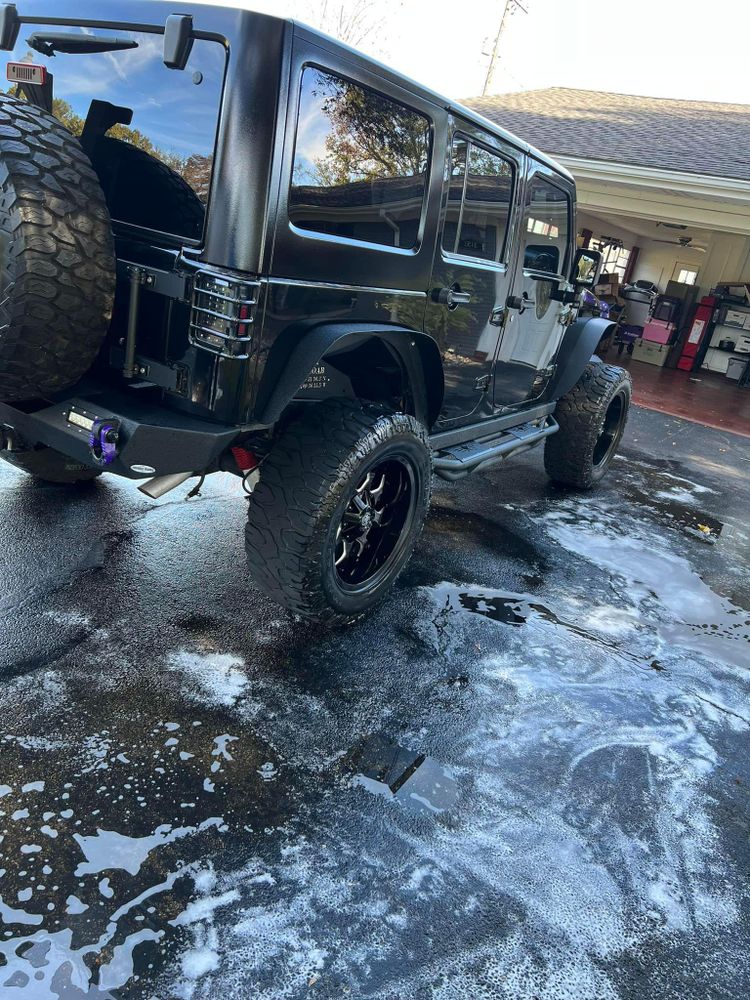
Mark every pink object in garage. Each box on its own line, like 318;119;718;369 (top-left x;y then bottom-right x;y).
642;319;674;344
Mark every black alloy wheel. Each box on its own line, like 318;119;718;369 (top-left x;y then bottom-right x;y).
245;400;432;624
544;361;632;489
592;388;628;470
334;457;417;592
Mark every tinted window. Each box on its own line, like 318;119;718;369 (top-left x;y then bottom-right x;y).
289;67;431;249
7;27;225;240
523;176;570;274
442;137;514;263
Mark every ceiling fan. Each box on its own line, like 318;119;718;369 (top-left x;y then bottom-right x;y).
592;236;624;251
652;235;706;253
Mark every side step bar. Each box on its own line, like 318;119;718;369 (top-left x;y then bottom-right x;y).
432;417;558;482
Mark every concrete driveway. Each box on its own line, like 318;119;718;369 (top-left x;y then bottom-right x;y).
1;407;748;999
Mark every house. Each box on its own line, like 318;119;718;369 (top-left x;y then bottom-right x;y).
464;88;750;296
463;87;750;433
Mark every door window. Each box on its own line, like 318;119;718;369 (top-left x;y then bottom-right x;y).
523;176;570;276
289;66;431;250
442;136;514;264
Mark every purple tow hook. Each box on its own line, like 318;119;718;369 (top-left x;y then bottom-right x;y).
89;420;119;466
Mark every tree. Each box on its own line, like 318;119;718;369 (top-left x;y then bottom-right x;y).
310;72;429;187
292;0;403;58
294;0;385;49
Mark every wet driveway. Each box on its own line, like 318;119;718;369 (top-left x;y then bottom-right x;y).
1;407;749;999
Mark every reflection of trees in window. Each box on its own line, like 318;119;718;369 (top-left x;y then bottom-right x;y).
289;68;430;249
311;72;429;185
10;86;213;206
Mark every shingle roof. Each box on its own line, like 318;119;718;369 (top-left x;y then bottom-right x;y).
463;87;750;182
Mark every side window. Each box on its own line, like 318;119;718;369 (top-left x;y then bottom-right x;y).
523;175;570;275
289;67;431;250
442;136;514;264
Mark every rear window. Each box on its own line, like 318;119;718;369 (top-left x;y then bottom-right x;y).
5;26;226;241
289;66;431;250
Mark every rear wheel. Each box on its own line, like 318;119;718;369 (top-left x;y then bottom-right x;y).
544;361;631;489
245;400;432;625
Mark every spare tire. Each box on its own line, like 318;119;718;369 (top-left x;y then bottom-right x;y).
0;94;115;402
88;136;206;240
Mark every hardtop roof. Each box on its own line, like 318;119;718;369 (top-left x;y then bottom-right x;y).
288;19;572;181
161;0;574;183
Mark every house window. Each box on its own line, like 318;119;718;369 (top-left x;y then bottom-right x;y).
674;265;698;285
442;136;515;264
289;66;431;250
586;236;631;281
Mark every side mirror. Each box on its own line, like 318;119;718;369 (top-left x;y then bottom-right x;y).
572;247;602;288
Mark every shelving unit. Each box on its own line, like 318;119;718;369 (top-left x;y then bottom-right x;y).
700;300;750;379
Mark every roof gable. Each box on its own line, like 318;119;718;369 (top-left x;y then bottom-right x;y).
464;87;750;182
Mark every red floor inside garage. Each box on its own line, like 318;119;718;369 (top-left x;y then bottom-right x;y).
620;358;750;438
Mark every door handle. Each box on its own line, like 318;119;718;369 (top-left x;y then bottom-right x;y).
490;306;505;327
507;294;535;313
432;285;472;309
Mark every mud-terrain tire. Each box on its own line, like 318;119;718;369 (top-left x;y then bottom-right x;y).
1;446;101;484
544;361;631;489
245;400;432;625
88;136;206;240
0;94;115;402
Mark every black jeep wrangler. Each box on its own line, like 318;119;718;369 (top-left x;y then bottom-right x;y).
0;1;629;623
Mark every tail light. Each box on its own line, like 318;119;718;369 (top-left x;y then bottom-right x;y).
189;270;260;358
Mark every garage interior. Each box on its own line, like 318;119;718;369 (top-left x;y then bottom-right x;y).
576;207;750;438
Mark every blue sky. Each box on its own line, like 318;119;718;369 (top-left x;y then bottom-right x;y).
10;27;226;158
293;67;333;183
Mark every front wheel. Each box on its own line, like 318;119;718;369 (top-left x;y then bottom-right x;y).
245;400;432;625
544;362;631;489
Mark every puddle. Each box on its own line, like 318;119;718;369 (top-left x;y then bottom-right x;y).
540;501;750;671
346;734;458;816
612;460;726;543
429;585;654;673
0;676;285;998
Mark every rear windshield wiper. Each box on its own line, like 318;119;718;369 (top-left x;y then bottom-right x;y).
27;32;139;57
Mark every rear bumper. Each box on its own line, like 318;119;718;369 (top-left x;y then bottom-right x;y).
0;388;242;479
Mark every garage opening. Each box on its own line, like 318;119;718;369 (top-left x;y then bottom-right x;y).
578;221;750;437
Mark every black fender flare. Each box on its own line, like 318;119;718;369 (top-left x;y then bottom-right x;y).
545;317;616;402
256;322;444;427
